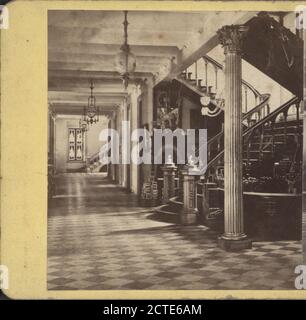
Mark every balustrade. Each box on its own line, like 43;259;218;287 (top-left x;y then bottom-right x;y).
156;53;301;217
208;96;300;182
183;54;264;115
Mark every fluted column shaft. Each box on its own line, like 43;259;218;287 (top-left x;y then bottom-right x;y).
223;49;245;239
217;25;251;250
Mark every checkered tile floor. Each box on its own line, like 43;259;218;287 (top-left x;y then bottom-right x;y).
48;173;302;290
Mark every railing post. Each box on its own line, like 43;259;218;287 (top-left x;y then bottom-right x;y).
208;144;211;161
283;110;288;142
205;59;208;88
296;102;300;136
271;119;276;156
217;137;221;152
246;139;251;162
180;164;199;225
244;85;248;113
247;117;251;128
161;159;177;204
259;125;264;160
255;94;258;108
262;102;266;118
214;66;218;91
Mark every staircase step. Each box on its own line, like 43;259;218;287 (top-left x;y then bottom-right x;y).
187;72;192;80
207;86;213;93
180;72;187;79
210;92;216;99
188;79;197;85
200;86;207;93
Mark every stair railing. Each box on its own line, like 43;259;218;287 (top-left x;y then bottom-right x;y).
201;55;263;113
204;92;270;165
207;96;299;179
178;54;270;164
87;151;100;165
85;150;103;173
178;53;272;188
182;54;266;113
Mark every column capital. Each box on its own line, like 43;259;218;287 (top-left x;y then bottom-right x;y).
217;25;249;55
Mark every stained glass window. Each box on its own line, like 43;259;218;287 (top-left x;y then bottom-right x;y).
68;128;84;161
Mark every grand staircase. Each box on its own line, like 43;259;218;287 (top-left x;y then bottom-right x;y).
157;51;302;239
175;53;301;184
201;96;302;226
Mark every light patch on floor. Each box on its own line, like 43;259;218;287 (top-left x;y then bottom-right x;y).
48;174;302;290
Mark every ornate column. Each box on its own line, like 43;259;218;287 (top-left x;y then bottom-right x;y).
161;157;177;203
217;25;252;250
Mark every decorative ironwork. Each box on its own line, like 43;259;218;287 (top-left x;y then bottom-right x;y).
81;80;99;126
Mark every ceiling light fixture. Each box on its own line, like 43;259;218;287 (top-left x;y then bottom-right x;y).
81;79;100;127
115;11;136;90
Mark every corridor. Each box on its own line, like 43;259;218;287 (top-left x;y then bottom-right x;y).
48;174;302;290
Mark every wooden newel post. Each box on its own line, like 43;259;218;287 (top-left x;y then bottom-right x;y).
180;163;200;225
161;158;177;203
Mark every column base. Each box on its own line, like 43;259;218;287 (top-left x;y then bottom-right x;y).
218;235;252;251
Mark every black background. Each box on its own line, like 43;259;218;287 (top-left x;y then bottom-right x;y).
0;290;304;319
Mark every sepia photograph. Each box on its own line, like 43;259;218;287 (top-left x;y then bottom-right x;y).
1;0;306;309
46;8;305;291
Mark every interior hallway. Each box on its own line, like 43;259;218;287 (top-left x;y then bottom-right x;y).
48;174;302;290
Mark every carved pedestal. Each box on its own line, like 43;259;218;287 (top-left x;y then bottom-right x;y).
181;165;199;225
161;163;177;203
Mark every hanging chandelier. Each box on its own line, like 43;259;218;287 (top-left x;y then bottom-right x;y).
82;79;100;126
114;11;136;90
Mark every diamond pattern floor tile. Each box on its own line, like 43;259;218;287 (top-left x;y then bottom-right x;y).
48;173;302;290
